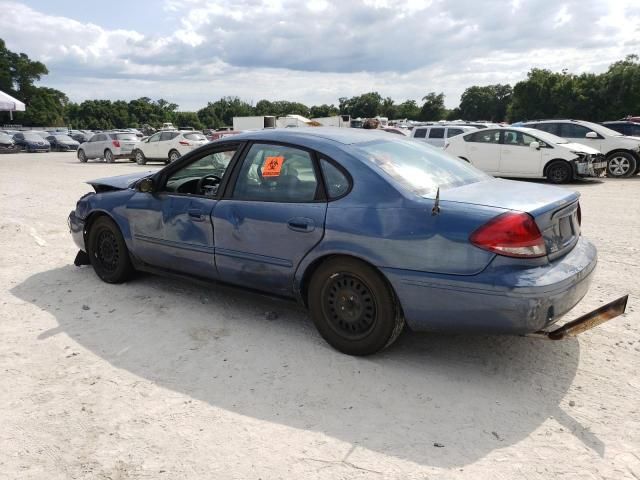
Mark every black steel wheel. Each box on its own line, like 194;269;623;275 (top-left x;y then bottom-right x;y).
546;160;572;184
308;257;404;355
87;216;133;283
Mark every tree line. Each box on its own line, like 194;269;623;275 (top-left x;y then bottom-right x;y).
1;38;639;129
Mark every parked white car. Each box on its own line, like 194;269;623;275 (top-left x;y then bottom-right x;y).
519;119;640;177
445;127;607;183
133;131;208;165
77;132;139;163
411;125;477;148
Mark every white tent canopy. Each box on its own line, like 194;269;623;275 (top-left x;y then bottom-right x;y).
0;90;26;120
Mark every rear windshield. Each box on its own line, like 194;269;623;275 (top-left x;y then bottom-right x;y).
54;134;73;141
115;133;138;141
355;138;490;196
23;133;43;140
184;133;206;141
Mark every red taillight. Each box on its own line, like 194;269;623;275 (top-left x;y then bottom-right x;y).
577;203;582;226
179;140;190;146
112;140;120;148
470;212;546;258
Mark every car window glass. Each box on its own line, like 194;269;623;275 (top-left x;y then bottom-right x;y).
503;131;538;146
532;123;560;136
413;128;427;138
116;133;137;141
631;125;640;136
447;128;463;137
466;130;501;143
185;133;206;141
320;158;350;199
160;132;174;141
560;123;592;138
165;148;237;196
15;133;24;139
233;144;318;202
148;133;161;143
429;128;445;139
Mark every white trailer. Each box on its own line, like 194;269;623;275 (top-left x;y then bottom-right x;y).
311;115;351;128
232;116;276;130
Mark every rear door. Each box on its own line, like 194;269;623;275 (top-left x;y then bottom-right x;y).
427;127;446;147
464;129;502;174
499;130;543;176
213;142;327;295
559;123;603;152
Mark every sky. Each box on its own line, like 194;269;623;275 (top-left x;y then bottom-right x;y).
1;0;639;111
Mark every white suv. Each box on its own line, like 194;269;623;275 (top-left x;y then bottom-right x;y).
446;127;606;183
133;131;208;165
411;125;477;148
520;119;640;177
77;131;139;163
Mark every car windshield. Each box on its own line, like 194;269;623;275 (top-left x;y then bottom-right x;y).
355;138;490;196
581;121;623;137
54;134;73;141
184;133;206;141
526;129;568;144
116;133;138;141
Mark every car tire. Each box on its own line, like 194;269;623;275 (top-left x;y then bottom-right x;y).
135;150;146;165
77;149;87;163
606;152;637;178
104;149;115;163
308;257;405;356
168;149;180;163
87;216;133;284
546;160;572;184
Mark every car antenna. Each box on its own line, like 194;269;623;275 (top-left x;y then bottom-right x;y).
431;187;441;216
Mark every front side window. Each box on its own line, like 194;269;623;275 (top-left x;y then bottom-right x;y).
355;138;490;196
165;148;237;196
429;128;445;139
413;128;427;138
233;144;319;202
466;130;501;144
503;130;538;147
320;158;350;199
532;123;560;136
148;133;161;143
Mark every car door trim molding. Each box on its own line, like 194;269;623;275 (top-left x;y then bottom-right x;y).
133;233;216;254
215;247;293;268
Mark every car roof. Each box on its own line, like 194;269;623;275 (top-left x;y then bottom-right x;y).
228;127;400;145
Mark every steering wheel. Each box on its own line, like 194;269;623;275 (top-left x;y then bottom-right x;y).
196;174;222;195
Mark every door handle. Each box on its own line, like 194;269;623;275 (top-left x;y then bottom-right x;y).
188;208;205;221
287;217;315;232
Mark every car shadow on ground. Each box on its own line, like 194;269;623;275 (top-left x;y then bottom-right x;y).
11;265;602;468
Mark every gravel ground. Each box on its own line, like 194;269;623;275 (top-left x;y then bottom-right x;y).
0;152;638;480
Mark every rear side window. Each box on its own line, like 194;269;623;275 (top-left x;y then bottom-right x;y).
447;128;463;138
116;133;138;141
185;133;206;141
413;128;427;138
532;123;560;136
465;130;501;143
429;128;445;139
560;123;593;138
320;158;350;199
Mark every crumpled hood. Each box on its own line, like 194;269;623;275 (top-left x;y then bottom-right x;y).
87;171;154;191
563;142;601;155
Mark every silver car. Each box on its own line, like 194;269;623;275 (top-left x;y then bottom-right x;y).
411;125;477;148
77;132;140;163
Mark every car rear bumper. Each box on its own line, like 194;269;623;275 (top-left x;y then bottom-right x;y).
382;236;597;334
68;210;86;251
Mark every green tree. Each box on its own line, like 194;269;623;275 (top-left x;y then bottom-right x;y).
395;100;421;120
459;84;512;121
420;92;446;121
309;104;339;118
339;92;383;118
174;111;203;130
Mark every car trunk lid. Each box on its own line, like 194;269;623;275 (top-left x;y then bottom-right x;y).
441;178;580;259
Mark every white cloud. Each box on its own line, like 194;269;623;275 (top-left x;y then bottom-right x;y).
0;0;638;110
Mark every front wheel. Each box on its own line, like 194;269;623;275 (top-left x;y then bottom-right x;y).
135;150;146;165
308;258;404;356
87;216;133;283
606;152;637;178
546;160;572;184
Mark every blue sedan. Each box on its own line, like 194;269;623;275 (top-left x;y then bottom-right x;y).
68;128;610;355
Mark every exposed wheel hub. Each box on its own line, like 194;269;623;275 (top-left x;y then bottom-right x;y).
96;230;119;272
324;274;376;339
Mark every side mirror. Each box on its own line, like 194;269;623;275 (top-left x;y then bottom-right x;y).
138;178;154;193
585;131;598;139
529;141;541;150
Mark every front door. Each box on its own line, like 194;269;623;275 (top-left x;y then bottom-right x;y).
213;143;327;296
499;130;543;176
127;145;239;278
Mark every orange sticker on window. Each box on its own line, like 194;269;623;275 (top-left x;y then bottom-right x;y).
262;156;285;177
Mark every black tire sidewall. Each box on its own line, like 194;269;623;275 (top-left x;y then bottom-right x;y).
135;150;146;165
78;150;87;162
308;258;400;355
105;150;114;163
606;152;637;178
546;161;571;184
87;216;132;283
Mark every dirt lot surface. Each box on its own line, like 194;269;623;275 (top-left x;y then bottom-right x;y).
1;152;639;479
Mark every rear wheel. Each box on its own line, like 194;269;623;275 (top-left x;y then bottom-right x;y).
77;149;87;163
104;149;114;163
135;150;146;165
546;160;572;184
169;149;180;163
606;152;636;178
87;216;133;283
308;257;404;356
